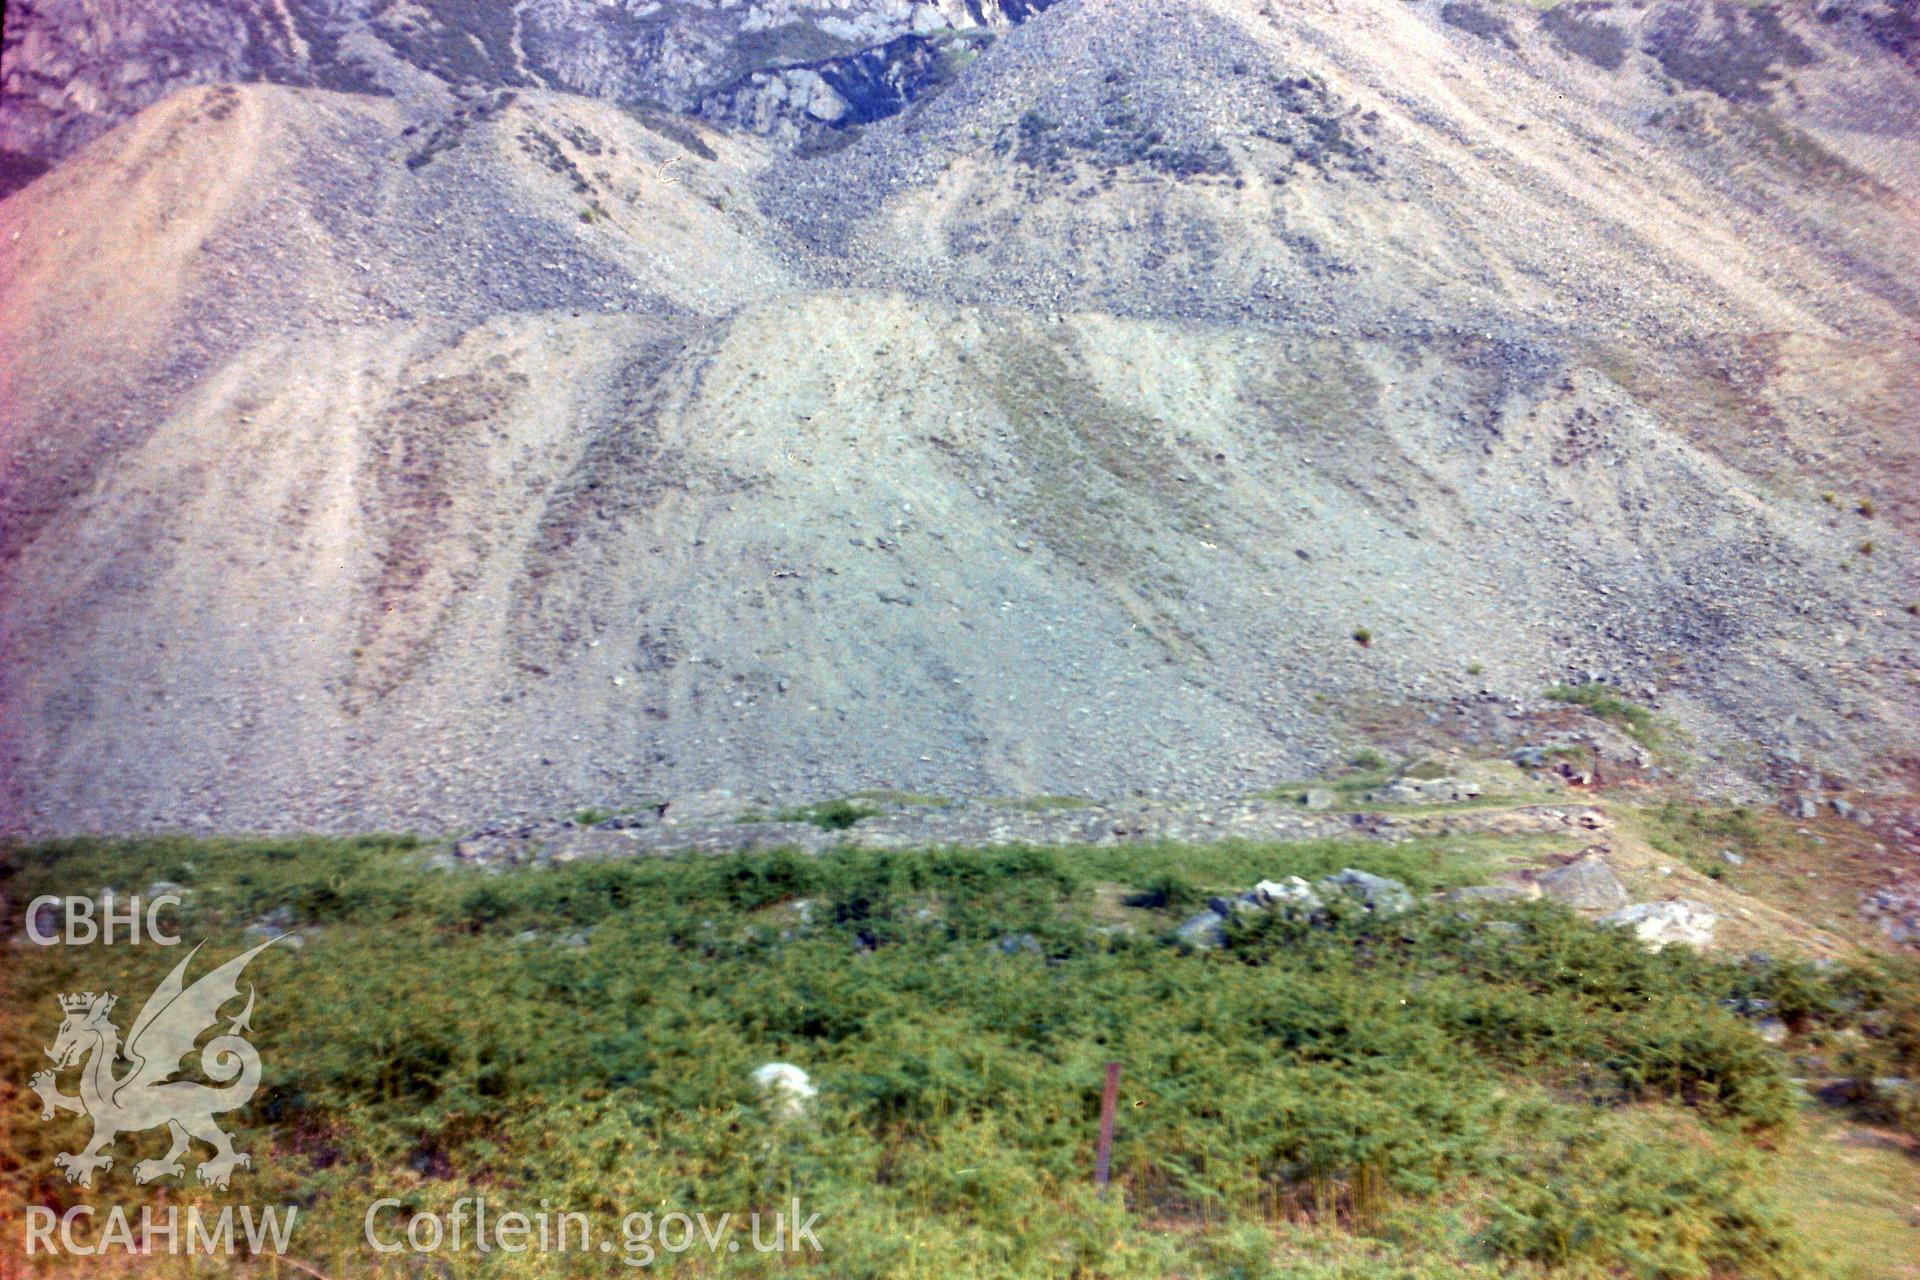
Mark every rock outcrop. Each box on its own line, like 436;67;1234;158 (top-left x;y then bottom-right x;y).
1537;851;1631;911
1603;900;1719;951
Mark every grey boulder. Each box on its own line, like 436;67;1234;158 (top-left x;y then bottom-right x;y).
1316;869;1414;915
1537;852;1630;911
1175;909;1230;949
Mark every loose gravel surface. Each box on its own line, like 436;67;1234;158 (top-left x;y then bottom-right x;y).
1;0;1916;836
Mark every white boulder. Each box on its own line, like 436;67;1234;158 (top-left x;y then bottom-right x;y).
751;1062;818;1117
1602;900;1717;951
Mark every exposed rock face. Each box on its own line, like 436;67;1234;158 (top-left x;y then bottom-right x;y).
8;0;1917;189
699;30;988;140
0;0;1067;179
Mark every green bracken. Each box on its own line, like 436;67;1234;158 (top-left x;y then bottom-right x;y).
4;831;1912;1276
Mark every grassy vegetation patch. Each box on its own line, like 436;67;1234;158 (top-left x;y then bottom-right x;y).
1733;105;1887;195
1000;77;1239;183
992;794;1097;812
371;0;525;87
794;123;865;159
1545;681;1665;746
1775;1102;1920;1276
1638;799;1765;880
1442;2;1520;52
1642;3;1818;103
849;790;953;809
6;833;1916;1275
515;123;594;194
1259;764;1398;806
616;105;721;161
1861;0;1920;61
402;88;516;171
732;22;861;73
1257;74;1384;180
1540;4;1629;70
748;797;884;830
934;28;996;80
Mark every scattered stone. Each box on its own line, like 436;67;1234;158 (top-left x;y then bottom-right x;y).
1602;899;1717;951
614;811;659;830
1795;795;1819;820
1720;849;1744;867
433;795;1616;863
1370;777;1484;804
661;789;747;826
1861;881;1920;945
455;829;532;866
1301;788;1337;811
998;932;1042;955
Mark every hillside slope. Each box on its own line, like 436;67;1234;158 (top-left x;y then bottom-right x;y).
0;0;1916;834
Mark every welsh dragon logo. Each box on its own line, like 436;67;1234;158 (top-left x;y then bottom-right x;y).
29;937;279;1189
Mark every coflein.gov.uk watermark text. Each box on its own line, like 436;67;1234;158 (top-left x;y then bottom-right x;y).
25;1199;823;1267
365;1197;824;1266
